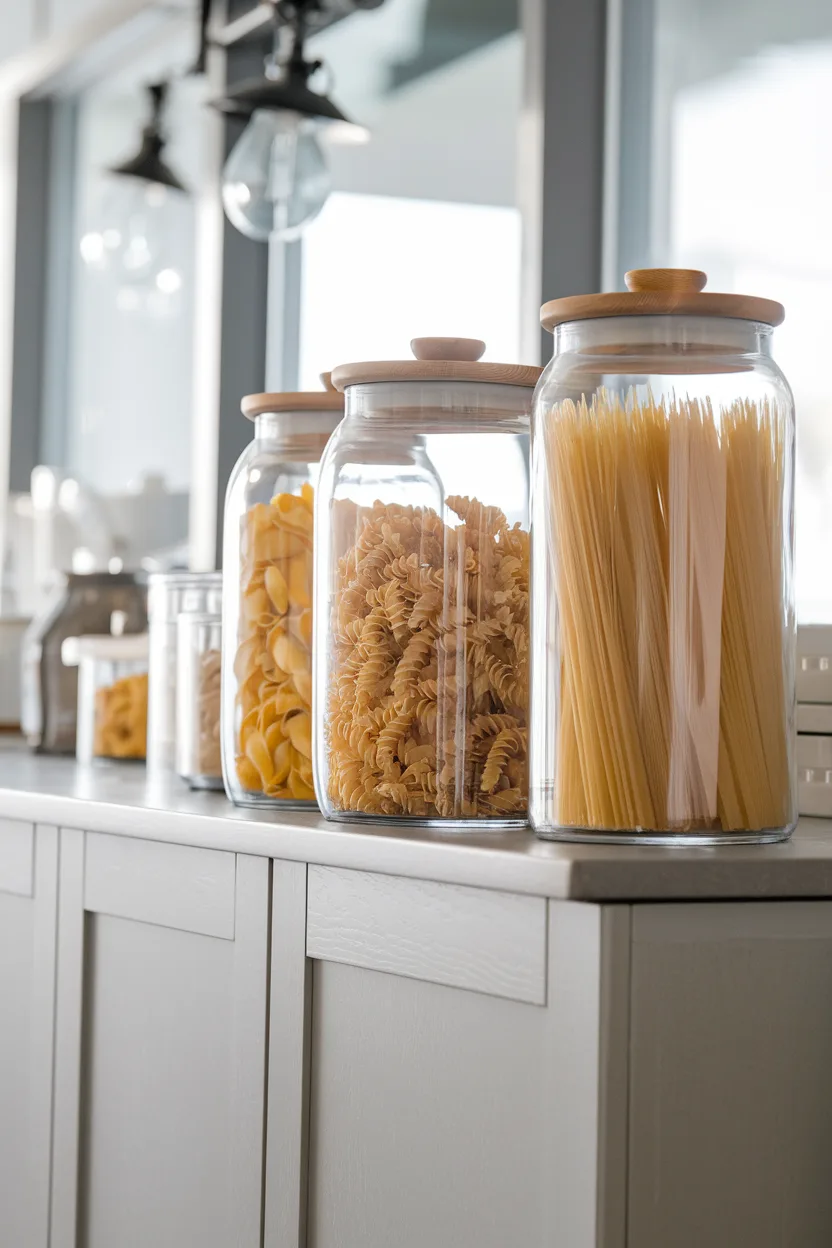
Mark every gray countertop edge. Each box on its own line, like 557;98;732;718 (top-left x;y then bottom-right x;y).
1;752;832;901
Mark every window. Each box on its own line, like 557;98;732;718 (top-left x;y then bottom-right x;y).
613;0;832;620
279;0;524;383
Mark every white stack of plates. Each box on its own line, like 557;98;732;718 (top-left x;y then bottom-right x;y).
798;625;832;817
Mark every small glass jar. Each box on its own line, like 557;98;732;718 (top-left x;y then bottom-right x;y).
530;268;796;844
63;633;149;763
221;386;343;808
22;572;148;755
176;612;223;790
314;338;540;828
146;572;223;775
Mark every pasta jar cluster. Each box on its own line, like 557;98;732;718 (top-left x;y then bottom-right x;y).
530;268;796;845
314;337;540;828
221;385;343;808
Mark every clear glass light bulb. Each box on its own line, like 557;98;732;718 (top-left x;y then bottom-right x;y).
221;111;330;243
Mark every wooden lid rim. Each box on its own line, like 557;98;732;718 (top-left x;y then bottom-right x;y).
540;290;785;330
331;360;542;391
240;391;344;418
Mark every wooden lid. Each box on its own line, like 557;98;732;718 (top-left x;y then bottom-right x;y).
240;389;343;419
540;268;785;331
331;337;542;391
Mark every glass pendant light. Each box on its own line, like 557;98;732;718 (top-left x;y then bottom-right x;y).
214;0;365;244
80;82;186;285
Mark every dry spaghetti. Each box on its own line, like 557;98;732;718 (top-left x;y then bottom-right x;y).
543;389;790;833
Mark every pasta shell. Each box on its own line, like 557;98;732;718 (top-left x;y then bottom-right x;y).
243;588;269;622
265;564;289;614
272;738;292;785
236;754;262;791
288;555;311;607
287;770;316;801
293;670;312;704
245;731;274;785
273;633;308;677
286;711;311;758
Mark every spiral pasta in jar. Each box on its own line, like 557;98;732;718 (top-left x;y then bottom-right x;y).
221;386;343;808
314;338;540;829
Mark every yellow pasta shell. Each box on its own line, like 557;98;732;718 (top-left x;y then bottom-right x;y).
236;755;262;791
272;738;292;785
286;711;311;759
293;670;312;705
245;731;274;785
288;556;311;608
265;564;289;614
287;771;316;801
273;633;308;677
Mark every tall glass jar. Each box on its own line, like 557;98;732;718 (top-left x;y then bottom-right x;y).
221;387;343;808
146;572;223;775
314;338;540;828
530;268;796;844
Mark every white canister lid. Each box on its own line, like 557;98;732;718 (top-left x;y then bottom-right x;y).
62;633;149;667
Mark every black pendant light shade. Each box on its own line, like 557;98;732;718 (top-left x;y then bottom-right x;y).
212;0;356;127
213;70;351;123
109;83;186;193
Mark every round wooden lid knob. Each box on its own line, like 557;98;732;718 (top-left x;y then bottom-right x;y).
410;337;486;362
319;371;337;392
625;268;707;294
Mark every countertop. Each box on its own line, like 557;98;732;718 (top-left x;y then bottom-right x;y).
0;749;831;901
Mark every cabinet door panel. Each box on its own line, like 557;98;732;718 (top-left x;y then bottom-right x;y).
628;902;832;1248
307;960;548;1248
0;824;58;1248
306;896;630;1248
51;830;269;1248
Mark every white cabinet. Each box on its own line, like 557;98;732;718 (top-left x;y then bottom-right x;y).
4;811;832;1247
50;830;270;1248
627;902;832;1248
0;820;57;1248
302;867;629;1248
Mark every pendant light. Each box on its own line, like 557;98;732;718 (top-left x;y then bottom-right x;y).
109;82;187;193
212;0;365;244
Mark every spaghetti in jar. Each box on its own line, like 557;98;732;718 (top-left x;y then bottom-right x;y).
530;269;796;845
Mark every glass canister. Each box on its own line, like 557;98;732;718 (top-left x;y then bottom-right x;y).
21;572;148;755
146;571;223;775
221;386;344;808
314;337;540;827
63;633;149;763
530;268;796;844
176;611;222;789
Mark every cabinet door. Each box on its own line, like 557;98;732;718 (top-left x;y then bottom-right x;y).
628;902;832;1248
302;867;630;1248
50;830;269;1248
0;820;58;1248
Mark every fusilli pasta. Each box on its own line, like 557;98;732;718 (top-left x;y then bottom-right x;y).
326;496;529;819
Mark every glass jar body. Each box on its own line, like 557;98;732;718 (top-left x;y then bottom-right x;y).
76;652;149;764
221;411;340;808
313;381;533;828
176;612;222;790
529;315;796;844
146;572;223;776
